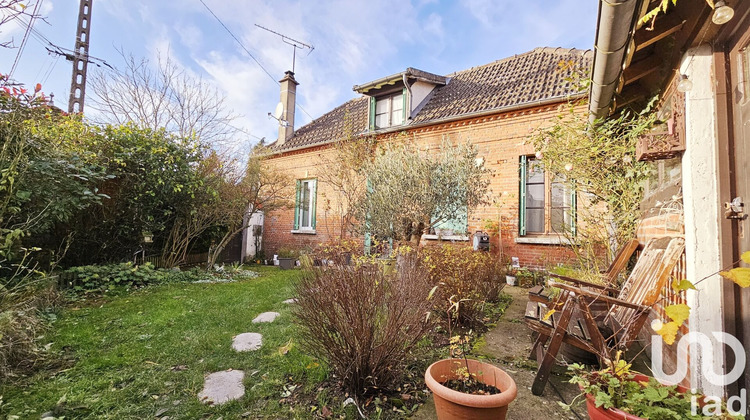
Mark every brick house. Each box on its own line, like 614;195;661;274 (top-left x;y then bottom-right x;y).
261;47;592;269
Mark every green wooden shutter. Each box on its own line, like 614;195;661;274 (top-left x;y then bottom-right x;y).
402;87;407;122
310;180;317;229
519;156;527;236
293;180;301;230
369;96;376;130
570;181;577;237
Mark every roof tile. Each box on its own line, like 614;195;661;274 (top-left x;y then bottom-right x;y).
271;47;591;152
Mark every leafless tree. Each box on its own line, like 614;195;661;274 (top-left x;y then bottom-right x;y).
205;146;292;268
0;0;41;49
89;49;239;150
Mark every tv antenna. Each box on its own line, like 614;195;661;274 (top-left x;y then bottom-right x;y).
254;24;313;73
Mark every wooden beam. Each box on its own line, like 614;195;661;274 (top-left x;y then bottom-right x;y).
635;12;686;51
616;84;649;109
623;55;661;85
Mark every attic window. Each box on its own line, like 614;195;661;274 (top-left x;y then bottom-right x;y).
370;89;406;130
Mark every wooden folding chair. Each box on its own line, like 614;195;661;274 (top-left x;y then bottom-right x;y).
524;236;685;395
527;238;640;304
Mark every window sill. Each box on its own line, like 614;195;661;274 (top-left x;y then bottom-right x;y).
422;234;470;242
515;236;573;245
291;229;316;235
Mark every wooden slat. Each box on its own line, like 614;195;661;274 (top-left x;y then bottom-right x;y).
623;55;662;85
634;13;687;51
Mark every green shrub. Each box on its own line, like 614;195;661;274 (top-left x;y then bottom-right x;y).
63;262;168;292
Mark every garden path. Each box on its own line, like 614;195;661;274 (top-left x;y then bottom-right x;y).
199;309;285;404
413;285;586;419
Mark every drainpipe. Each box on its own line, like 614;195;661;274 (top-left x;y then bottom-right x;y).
588;0;642;122
403;73;412;119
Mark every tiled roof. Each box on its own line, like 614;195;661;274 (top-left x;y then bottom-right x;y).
271;97;369;151
411;47;592;123
271;47;591;152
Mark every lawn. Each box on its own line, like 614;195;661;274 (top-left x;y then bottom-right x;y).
1;267;334;419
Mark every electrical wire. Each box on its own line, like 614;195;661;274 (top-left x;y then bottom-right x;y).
197;0;278;86
196;0;314;123
7;0;44;81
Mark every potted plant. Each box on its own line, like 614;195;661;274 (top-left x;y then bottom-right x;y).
276;247;298;270
567;352;738;420
425;285;518;420
505;267;517;286
515;267;536;287
425;335;517;419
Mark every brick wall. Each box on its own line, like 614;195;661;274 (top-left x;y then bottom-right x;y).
263;102;582;268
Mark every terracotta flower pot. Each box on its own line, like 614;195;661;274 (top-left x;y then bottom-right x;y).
584;374;693;420
425;358;517;420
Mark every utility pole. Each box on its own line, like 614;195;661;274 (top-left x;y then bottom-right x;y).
68;0;92;113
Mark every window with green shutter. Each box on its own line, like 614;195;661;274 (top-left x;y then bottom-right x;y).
431;206;468;236
370;90;406;130
294;178;317;231
519;156;576;236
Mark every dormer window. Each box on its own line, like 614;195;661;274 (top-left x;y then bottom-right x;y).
374;91;405;129
354;67;447;132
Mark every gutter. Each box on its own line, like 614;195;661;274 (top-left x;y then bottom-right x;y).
588;0;643;122
269;92;586;156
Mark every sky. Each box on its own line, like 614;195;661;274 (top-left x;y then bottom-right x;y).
1;0;598;154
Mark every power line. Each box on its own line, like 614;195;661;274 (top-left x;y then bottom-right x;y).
7;0;44;81
10;13;112;70
196;0;314;122
198;0;278;85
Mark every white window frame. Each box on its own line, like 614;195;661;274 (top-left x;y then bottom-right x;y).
373;91;405;129
293;178;317;232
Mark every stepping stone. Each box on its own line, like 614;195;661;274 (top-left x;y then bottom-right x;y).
252;312;280;323
232;333;262;352
282;298;297;304
198;370;245;405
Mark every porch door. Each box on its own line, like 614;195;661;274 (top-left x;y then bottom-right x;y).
728;25;750;398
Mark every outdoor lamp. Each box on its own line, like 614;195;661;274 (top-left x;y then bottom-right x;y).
677;74;693;92
143;231;154;244
712;1;734;25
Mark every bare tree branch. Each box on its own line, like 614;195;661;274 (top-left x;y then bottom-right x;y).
89;48;239;150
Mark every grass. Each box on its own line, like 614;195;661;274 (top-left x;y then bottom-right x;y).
1;266;331;419
1;266;515;419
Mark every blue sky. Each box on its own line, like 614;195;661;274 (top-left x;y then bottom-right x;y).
1;0;597;153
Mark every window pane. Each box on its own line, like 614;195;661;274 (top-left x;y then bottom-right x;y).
391;94;403;111
526;209;545;233
375;113;388;128
527;160;545;183
300;181;311;228
551;182;570;207
550;208;570;234
526;184;545;207
375;98;389;114
391;109;403;125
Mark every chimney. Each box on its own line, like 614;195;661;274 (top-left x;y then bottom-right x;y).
278;70;298;145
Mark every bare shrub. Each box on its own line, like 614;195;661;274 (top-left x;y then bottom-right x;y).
0;276;60;380
420;245;506;331
294;255;434;396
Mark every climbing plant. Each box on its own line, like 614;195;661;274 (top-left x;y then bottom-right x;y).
531;101;658;272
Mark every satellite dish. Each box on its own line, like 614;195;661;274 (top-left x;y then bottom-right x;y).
273;102;284;120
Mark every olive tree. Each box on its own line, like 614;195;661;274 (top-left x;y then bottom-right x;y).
356;137;491;245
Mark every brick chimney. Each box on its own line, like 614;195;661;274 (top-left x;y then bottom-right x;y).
278;71;298;145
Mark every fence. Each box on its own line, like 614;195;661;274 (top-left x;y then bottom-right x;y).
143;252;210;269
